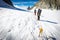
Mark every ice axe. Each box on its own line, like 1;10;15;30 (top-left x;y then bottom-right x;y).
39;26;43;37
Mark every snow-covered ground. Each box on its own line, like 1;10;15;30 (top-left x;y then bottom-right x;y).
0;7;38;40
39;9;60;40
0;7;60;40
31;8;60;40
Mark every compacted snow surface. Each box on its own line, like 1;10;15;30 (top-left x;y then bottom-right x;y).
0;7;60;40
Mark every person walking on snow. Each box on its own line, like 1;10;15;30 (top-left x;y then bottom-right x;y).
37;9;42;20
34;9;36;15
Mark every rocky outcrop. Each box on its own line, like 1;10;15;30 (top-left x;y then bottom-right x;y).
31;0;60;10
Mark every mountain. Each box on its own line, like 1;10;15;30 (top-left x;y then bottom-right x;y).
31;0;60;10
0;0;28;12
0;0;60;40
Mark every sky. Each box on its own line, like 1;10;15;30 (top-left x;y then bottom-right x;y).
11;0;38;9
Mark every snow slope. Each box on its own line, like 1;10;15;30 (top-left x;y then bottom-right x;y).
0;0;28;12
0;6;60;40
40;9;60;40
31;8;60;40
0;7;39;40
